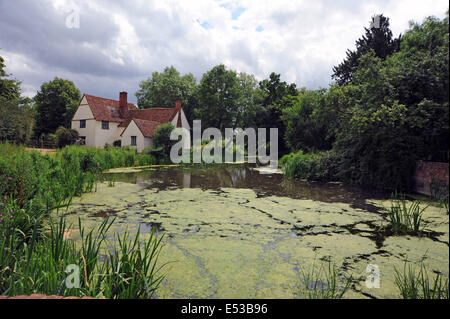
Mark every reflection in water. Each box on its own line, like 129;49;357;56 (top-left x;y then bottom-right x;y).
104;165;389;211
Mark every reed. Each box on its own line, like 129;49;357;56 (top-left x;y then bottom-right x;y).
395;261;449;299
387;192;427;235
0;143;167;298
296;259;353;299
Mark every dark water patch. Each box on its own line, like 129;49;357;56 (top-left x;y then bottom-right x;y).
138;221;165;235
90;209;120;218
104;165;392;210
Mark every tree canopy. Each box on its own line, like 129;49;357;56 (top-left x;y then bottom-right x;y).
33;77;81;138
135;66;197;121
332;14;401;85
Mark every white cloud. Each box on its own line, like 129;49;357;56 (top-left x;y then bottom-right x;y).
0;0;448;101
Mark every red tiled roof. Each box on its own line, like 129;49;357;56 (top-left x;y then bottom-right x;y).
129;119;162;137
82;93;183;138
84;94;136;123
120;108;179;125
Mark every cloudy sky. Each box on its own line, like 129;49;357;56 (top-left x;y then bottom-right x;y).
0;0;448;104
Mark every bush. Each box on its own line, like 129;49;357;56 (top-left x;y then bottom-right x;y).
281;150;341;182
55;126;79;148
153;123;176;157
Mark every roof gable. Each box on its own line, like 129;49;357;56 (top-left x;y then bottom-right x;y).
121;119;161;138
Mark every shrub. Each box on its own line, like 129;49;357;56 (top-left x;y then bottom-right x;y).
281;150;341;182
55;126;79;148
153;123;176;157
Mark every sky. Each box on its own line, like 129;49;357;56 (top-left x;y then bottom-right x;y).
0;0;448;104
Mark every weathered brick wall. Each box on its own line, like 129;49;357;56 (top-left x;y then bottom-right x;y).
413;161;449;197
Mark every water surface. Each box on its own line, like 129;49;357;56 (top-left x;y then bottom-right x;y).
62;165;449;299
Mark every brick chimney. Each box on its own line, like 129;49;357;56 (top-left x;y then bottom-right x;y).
175;100;181;110
119;92;128;117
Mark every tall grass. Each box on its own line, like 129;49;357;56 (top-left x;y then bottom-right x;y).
0;200;166;298
395;261;449;299
0;143;167;298
295;259;353;299
386;193;427;235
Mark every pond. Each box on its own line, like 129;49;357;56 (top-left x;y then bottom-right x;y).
60;164;449;299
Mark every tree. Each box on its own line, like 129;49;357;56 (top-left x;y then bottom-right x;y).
235;72;265;128
257;72;299;154
33;78;81;138
331;14;449;190
0;97;34;144
282;90;333;152
332;14;401;85
152;123;176;157
0;53;21;100
135;66;197;121
195;65;241;131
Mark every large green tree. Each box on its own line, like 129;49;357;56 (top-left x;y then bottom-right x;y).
0;97;34;144
333;14;449;190
195;65;241;131
135;66;197;121
33;78;81;138
282;90;333;152
235;72;265;128
257;72;299;154
332;14;401;85
0;52;34;144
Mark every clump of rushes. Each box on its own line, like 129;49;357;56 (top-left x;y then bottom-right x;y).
395;260;449;299
439;195;449;215
296;259;353;299
100;226;167;299
386;192;427;235
0;143;168;298
0;201;167;298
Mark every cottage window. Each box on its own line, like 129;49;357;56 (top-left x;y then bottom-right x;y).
131;136;137;146
80;120;86;128
102;121;109;130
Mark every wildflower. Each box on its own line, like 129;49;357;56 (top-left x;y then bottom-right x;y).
8;177;12;181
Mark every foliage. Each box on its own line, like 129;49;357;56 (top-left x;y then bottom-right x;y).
0;143;167;298
152;123;176;159
0;52;21;101
33;77;81;138
195;64;241;131
55;126;79;148
135;66;198;122
332;14;401;85
284;15;448;191
296;259;353;299
282;90;333;152
0;202;166;298
0;97;34;144
385;193;427;235
280;150;341;182
395;260;449;299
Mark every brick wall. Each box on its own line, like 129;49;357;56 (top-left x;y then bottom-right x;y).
413;161;449;197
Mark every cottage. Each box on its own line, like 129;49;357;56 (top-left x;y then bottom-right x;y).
71;92;190;152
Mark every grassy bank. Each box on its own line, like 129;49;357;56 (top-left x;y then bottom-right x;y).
0;143;166;298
